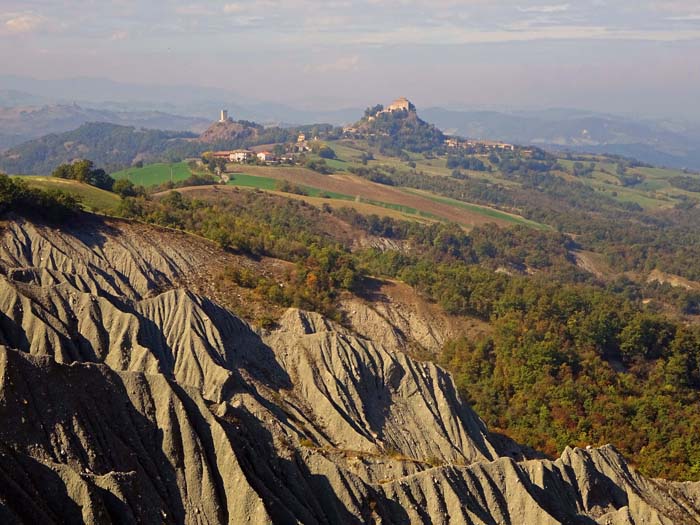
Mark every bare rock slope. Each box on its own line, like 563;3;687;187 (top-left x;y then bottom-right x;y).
1;215;699;524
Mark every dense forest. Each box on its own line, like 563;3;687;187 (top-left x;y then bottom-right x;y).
0;123;197;174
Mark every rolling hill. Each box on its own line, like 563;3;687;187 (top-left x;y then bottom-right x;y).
423;107;700;171
0;206;699;523
0;122;198;174
0;103;210;151
13;176;121;213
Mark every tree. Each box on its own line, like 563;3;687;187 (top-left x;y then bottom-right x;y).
87;167;114;190
51;164;73;179
207;158;227;174
304;159;333;174
619;314;676;363
113;179;137;198
318;146;337;159
70;159;94;183
364;104;383;117
51;160;114;191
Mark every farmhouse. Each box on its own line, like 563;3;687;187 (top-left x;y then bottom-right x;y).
231;150;254;162
444;138;515;151
212;151;233;159
212;150;254;162
256;151;275;162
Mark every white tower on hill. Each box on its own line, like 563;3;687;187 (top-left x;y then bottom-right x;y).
219;109;228;122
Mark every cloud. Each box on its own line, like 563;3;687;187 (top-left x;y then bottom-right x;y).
667;14;700;21
518;4;570;14
223;3;245;14
304;55;360;73
110;30;129;40
174;4;216;16
3;13;44;33
223;1;281;14
338;24;700;46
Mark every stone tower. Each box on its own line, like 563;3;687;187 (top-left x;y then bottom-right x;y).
219;109;228;122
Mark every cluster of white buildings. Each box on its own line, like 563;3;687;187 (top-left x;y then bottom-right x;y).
212;150;279;163
445;138;515;151
211;132;311;165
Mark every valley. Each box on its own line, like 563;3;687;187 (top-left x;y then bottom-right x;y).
1;210;700;524
5;2;700;522
2;99;700;523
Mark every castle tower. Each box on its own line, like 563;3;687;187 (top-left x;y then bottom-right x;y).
387;97;414;112
219;109;228;122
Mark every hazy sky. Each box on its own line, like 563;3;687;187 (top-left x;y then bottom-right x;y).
2;1;700;117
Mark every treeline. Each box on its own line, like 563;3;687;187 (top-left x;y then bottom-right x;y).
670;175;700;193
336;209;700;480
333;207;578;275
52;159;114;190
446;154;488;172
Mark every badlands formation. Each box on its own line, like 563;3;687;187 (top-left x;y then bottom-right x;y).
0;216;699;524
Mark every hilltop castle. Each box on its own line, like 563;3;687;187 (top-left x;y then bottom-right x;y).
368;97;417;120
385;97;415;113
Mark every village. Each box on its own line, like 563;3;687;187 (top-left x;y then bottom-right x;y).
206;109;315;167
207;99;525;174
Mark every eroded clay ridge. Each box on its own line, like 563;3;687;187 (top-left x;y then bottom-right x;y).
0;216;699;524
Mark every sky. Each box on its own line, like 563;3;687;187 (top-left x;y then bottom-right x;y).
1;0;700;118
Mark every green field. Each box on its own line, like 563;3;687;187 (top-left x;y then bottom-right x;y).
15;176;121;213
112;162;194;186
227;173;280;190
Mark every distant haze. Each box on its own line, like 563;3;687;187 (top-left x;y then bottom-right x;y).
1;1;699;120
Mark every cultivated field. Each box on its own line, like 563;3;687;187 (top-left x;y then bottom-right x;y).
112;162;194;186
228;166;538;228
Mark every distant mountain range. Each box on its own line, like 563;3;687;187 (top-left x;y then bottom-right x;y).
2;74;700;171
0;103;210;150
421;108;700;171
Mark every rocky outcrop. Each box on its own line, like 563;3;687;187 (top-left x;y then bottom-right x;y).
266;309;498;464
0;346;271;524
0;215;699;524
